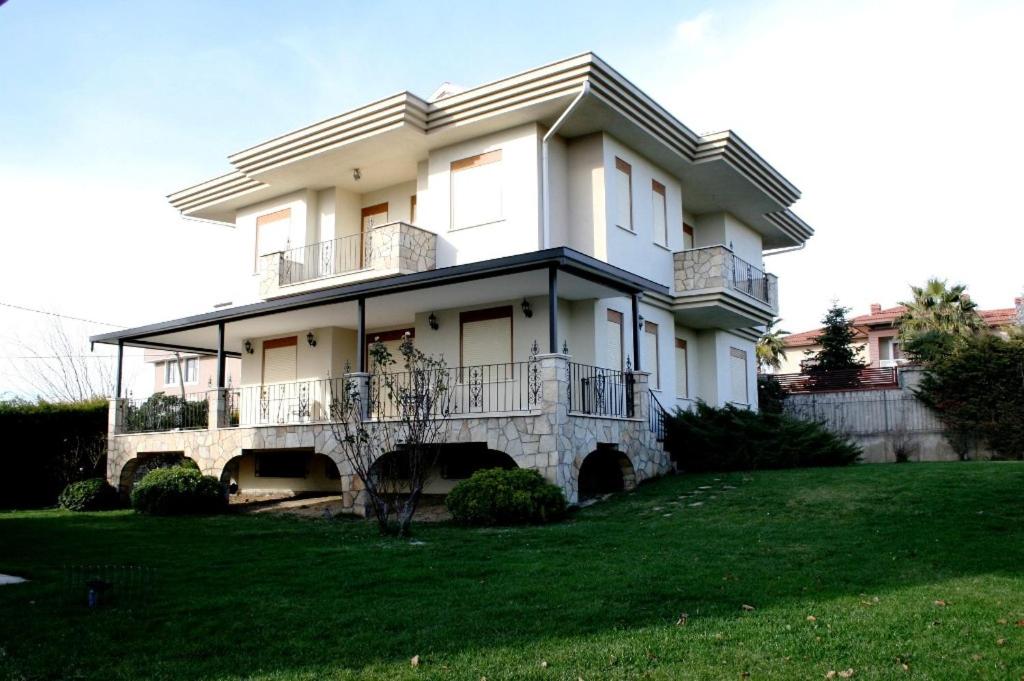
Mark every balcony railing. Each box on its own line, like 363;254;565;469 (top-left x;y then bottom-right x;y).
568;363;634;418
119;393;210;433
369;362;538;419
279;232;368;285
673;246;778;308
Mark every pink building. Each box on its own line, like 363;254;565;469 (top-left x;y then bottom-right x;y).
144;350;240;395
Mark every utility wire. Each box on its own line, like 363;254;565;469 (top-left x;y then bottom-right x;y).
0;301;127;328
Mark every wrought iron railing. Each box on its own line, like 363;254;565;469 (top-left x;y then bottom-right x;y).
230;378;347;427
119;392;210;433
369;361;538;419
648;390;669;442
278;232;370;285
728;253;778;308
568;363;634;418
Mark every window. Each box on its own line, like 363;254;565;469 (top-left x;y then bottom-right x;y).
643;321;660;389
164;357;198;385
729;347;748;405
451;150;502;228
606;309;624;371
262;337;297;384
675;338;688;398
255;451;309;478
255;208;292;272
683;223;695;250
409;194;417;224
366;328;415;371
614;158;633;230
460;306;512;374
652;180;667;246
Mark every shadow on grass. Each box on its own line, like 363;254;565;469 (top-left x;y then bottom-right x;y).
0;462;1022;679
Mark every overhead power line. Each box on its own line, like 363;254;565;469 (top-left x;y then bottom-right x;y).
0;301;127;328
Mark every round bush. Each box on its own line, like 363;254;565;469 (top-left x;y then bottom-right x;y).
130;466;225;515
58;478;119;511
446;468;566;526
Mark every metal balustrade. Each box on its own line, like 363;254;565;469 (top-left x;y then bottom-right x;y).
568;363;634;417
278;232;370;285
369;362;538;419
119;392;210;433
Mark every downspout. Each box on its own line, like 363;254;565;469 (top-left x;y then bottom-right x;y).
541;82;591;249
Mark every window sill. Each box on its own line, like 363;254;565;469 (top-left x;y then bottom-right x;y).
652;242;671;252
616;224;636;235
449;218;505;233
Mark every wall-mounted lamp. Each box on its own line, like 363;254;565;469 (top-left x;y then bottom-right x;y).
306;331;317;348
521;298;533;318
243;339;254;355
352;168;361;181
638;315;645;329
428;312;439;331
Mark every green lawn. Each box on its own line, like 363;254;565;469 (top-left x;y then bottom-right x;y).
1;463;1022;680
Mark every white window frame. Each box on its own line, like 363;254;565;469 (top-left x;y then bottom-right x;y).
644;321;660;390
652;179;668;247
675;338;689;398
614;157;633;232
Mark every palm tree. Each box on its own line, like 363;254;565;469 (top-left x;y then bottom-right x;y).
756;318;790;372
898;279;985;341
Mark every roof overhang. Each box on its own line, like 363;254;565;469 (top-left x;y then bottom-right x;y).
168;53;813;245
90;247;667;354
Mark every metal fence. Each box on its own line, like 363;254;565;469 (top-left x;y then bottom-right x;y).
369;362;538;418
119;393;210;433
774;366;899;393
729;252;778;308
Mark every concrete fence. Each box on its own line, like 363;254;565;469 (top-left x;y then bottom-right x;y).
782;367;988;463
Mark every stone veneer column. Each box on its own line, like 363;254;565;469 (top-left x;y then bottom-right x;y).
208;389;227;429
630;371;651;420
259;252;283;298
533;353;575;497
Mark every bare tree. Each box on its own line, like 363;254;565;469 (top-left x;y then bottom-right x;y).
12;318;116;401
328;333;453;536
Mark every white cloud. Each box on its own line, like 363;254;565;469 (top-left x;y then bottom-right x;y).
675;10;714;45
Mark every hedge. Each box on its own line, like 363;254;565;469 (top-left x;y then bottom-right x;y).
0;399;109;509
446;468;566;525
130;466;225;515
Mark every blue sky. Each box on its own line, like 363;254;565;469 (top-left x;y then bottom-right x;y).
1;0;1022;396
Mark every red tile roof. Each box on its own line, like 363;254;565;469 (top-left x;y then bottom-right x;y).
783;303;1018;348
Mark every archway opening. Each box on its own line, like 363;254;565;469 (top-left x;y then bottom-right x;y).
578;446;636;500
221;449;342;500
118;451;197;498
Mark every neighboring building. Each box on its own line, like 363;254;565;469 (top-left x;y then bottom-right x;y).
778;299;1023;373
144;350;240;396
92;53;814;510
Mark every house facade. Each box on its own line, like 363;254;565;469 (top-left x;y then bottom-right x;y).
144;350;240;396
92;53;813;510
778;299;1023;374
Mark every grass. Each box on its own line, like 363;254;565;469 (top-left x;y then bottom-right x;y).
1;463;1023;680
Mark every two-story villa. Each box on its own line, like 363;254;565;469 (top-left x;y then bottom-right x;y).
91;53;813;510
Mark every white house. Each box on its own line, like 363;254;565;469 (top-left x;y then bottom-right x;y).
92;53;813;509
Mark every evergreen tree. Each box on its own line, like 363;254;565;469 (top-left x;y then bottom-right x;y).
808;303;864;373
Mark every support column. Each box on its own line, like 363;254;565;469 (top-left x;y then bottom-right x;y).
548;266;559;354
115;340;124;398
356;297;366;373
216;322;226;388
631;292;642;371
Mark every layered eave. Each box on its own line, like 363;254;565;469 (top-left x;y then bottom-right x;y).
168;52;812;244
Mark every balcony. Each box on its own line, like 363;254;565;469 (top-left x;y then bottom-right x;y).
260;221;436;298
672;245;778;327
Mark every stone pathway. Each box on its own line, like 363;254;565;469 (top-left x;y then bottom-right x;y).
0;574;27;585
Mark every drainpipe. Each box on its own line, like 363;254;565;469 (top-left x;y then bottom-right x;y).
541;82;591;249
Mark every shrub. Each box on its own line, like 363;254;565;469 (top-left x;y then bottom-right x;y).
447;468;566;526
666;402;861;473
58;478;119;511
130;466;225;515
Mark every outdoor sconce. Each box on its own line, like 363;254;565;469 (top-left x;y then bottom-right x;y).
638;315;645;329
243;340;254;355
352;168;361;181
521;298;533;318
428;312;439;331
306;331;317;348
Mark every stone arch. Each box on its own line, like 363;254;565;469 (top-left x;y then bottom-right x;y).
219;449;343;497
116;451;199;498
577;446;637;500
368;443;518;497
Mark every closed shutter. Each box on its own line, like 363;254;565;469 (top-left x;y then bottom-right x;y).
263;337;297;384
675;338;688;398
255;208;292;271
614;158;632;229
451;150;502;228
729;347;748;404
607;309;623;371
652;180;667;246
643;321;659;389
461;308;512;368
